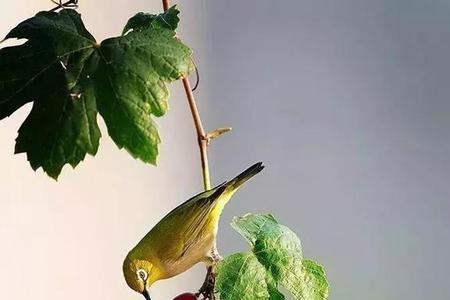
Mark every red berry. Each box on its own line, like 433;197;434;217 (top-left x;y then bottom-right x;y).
173;292;198;300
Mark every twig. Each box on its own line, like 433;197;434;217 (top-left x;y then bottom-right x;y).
206;128;233;144
162;0;170;11
182;79;211;190
162;0;231;191
49;0;78;12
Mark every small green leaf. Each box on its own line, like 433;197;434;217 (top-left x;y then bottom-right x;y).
122;5;180;34
0;7;192;178
216;214;329;300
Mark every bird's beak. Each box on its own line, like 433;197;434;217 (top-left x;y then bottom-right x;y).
142;288;151;300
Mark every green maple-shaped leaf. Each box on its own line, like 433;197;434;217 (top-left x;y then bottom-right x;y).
216;214;329;300
0;6;192;178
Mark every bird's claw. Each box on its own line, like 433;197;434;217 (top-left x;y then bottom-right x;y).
196;267;216;300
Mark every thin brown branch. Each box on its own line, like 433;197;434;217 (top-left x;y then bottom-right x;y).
162;0;231;193
182;78;211;190
162;0;216;191
162;0;170;11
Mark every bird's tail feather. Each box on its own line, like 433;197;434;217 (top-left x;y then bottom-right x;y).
210;162;264;209
227;162;265;191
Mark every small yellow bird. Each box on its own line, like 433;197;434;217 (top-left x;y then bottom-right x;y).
123;162;264;300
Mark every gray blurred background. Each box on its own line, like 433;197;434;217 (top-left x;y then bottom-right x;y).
1;1;450;300
203;1;450;300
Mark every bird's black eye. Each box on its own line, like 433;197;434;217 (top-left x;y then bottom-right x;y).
137;269;148;281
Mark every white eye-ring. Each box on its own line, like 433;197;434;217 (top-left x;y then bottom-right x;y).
137;269;148;281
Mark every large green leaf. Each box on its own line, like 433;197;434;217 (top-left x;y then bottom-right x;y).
216;214;329;300
0;7;192;178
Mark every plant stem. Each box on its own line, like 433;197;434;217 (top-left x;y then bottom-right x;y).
49;0;78;12
162;0;212;191
182;79;211;190
162;0;170;11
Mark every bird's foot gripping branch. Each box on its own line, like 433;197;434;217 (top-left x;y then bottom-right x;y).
196;266;217;300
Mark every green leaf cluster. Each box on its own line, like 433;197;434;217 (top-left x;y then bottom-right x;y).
0;6;192;178
216;214;329;300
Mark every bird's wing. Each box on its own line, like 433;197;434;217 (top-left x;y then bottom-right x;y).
143;184;227;261
137;163;265;263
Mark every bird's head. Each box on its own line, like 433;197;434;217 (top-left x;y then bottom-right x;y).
123;254;159;300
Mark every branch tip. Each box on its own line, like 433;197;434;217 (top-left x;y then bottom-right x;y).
206;127;232;144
